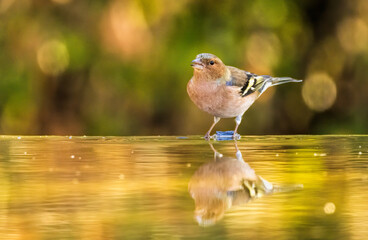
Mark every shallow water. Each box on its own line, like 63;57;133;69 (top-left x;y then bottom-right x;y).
0;135;367;240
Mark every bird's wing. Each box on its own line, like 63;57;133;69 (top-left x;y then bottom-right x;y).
226;66;271;97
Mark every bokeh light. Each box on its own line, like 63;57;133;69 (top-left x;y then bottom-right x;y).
100;1;152;59
323;202;336;215
302;73;337;112
337;17;368;54
246;32;281;73
306;38;346;78
37;39;69;76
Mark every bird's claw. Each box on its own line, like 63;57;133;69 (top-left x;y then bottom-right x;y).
204;134;209;140
232;134;241;140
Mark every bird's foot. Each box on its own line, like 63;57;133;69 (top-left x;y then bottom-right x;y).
204;133;211;140
232;133;241;140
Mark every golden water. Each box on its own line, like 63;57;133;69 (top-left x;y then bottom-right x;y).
0;135;367;239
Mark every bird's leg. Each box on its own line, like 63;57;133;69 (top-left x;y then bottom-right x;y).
233;114;243;139
204;116;220;140
234;140;243;161
208;142;223;160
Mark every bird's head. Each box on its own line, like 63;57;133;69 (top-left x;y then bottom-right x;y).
191;53;228;81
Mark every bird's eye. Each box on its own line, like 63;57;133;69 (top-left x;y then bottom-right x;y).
209;60;215;65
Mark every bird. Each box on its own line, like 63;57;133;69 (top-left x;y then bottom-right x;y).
187;53;302;139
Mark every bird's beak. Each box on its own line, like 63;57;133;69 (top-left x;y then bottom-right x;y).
191;58;204;70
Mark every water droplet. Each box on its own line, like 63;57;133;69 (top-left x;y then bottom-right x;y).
17;136;21;140
71;155;75;159
186;163;191;168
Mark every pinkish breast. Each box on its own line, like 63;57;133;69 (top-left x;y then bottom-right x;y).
187;79;259;118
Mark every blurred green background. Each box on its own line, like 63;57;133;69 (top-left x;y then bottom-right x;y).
1;0;367;136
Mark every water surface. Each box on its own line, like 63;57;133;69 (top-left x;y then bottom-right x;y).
0;135;367;239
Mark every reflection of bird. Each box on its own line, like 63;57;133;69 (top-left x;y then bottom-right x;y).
188;142;273;226
187;53;302;139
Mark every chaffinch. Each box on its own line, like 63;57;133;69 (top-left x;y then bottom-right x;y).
187;53;302;139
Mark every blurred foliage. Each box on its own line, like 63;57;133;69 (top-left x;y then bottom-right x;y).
1;0;368;135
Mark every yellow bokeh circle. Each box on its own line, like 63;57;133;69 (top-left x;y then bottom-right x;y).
37;39;69;76
302;72;337;112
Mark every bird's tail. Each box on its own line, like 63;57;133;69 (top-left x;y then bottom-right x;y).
270;77;302;86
